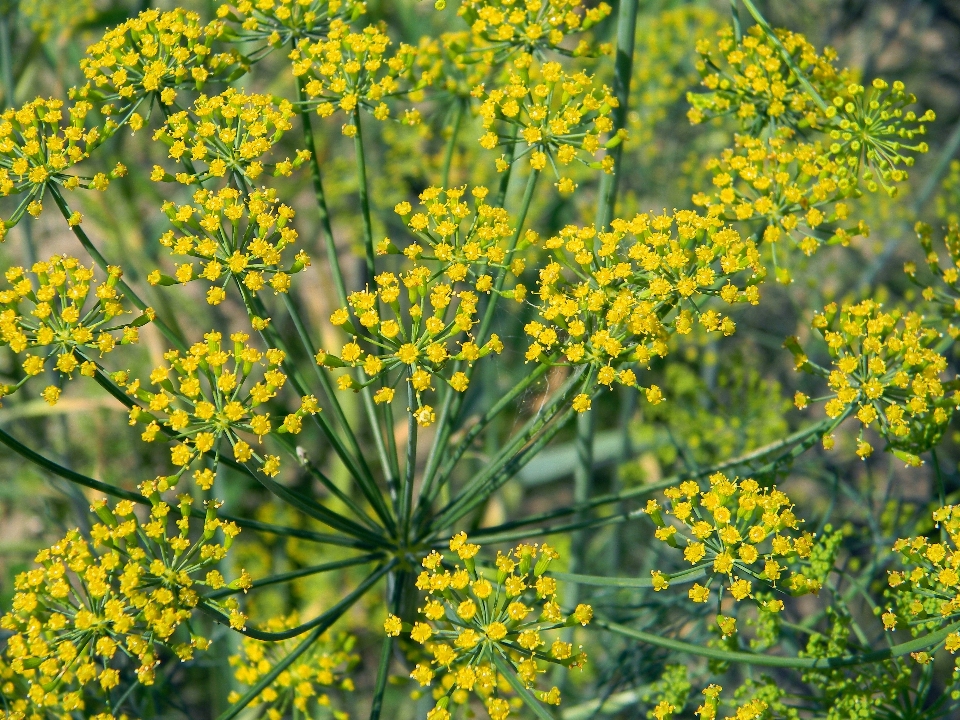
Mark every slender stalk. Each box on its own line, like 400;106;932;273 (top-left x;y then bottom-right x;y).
441;100;466;189
476;169;539;345
594;0;639;231
49;187;186;351
280;293;379;493
368;634;394;720
415;362;552;521
597;616;960;669
297;76;349;309
214;564;393;720
400;373;418;541
206;553;383;599
0;424;350;543
352;109;377;286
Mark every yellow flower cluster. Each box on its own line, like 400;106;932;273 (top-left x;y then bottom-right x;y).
385;533;592;720
0;494;248;717
688;25;846;131
389;185;518;287
913;221;960;335
296;21;425;134
788;300;957;463
151;88;302;186
319;189;510;422
690;26;932;198
475;60;618;186
0;97;125;225
693;684;770;720
458;0;610;62
148;187;311;305
124;331;313;485
78;9;244;114
228;621;357;718
527;210;763;410
885;505;960;654
647;473;821;623
217;0;364;49
693;130;867;258
0;256;152;407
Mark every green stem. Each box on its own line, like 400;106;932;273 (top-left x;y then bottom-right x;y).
597;617;960;669
213;565;392;720
49;187;186;351
415;362;552;523
0;424;348;543
368;632;394;720
400;373;418;541
206;553;383;599
353;109;376;286
441;101;466;189
0;14;15;109
297;76;348;309
594;0;639;231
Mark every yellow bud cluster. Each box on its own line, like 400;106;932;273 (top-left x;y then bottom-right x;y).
0;96;115;225
788;300;956;463
0;495;243;716
124;331;310;485
228;620;357;715
397;533;589;718
693;131;866;257
78;8;244;113
150;187;309;304
475;61;617;181
152;88;300;186
886;505;960;646
217;0;364;49
458;0;611;62
651;473;821;623
0;256;150;406
298;21;427;133
528;210;763;405
318;193;510;421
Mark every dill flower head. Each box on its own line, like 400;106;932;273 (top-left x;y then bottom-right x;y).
151;88;301;186
217;0;365;49
123;331;313;486
693;130;867;258
0;494;247;714
475;60;619;181
389;533;590;719
20;0;96;41
389;184;518;288
648;473;821;621
0;256;152;406
886;505;960;650
0;97;128;226
296;21;427;134
527;210;764;408
228;621;357;715
913;221;960;336
787;300;957;463
78;9;245;116
149;187;310;305
688;24;848;131
458;0;612;61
